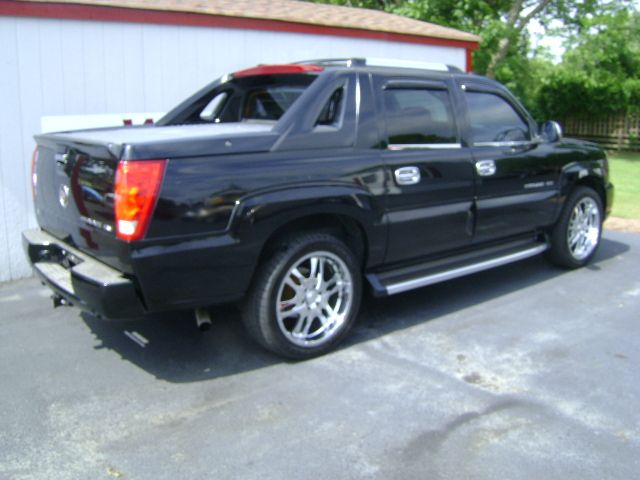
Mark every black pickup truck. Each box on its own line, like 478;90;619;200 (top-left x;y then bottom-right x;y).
23;58;613;358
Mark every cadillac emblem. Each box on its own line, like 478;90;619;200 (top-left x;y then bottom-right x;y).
58;184;70;208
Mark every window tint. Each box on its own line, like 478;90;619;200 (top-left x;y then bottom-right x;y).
384;88;457;145
315;88;344;127
465;92;529;144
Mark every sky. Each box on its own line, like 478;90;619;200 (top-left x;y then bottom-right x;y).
528;19;565;62
528;0;640;63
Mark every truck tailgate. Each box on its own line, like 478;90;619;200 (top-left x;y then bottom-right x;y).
33;136;131;271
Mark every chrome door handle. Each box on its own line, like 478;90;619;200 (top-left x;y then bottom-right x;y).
394;166;421;185
475;159;496;176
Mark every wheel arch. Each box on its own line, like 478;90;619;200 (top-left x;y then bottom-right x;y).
573;177;607;212
559;161;608;218
256;213;370;271
230;184;387;280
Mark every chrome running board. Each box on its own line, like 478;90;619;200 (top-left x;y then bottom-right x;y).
367;242;549;296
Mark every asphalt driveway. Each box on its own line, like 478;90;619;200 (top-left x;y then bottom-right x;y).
1;230;638;479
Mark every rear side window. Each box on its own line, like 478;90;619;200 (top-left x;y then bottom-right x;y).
465;92;530;144
200;91;228;122
384;88;457;146
315;88;344;127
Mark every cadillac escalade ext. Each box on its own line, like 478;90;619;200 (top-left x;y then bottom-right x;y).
23;58;614;358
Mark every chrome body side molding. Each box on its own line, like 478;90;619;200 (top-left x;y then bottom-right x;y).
388;143;462;150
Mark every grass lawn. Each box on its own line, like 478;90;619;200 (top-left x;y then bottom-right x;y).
607;151;640;219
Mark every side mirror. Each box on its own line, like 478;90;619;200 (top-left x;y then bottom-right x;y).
540;121;563;143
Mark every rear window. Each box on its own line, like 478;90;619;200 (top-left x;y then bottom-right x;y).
164;74;318;125
384;88;457;145
243;86;307;121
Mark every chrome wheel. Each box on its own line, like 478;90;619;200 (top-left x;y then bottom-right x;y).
276;251;353;347
567;197;601;261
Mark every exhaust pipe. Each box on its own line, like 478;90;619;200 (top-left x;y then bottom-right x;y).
52;294;70;308
195;308;212;332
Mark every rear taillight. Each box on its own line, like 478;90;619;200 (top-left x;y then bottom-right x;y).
114;160;166;242
31;146;39;200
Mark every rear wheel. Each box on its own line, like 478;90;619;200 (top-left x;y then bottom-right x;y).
242;233;361;359
547;186;603;268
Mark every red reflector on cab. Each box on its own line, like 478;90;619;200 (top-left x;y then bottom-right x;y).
233;64;323;77
115;160;166;242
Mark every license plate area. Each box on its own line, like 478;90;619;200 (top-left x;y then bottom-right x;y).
35;242;84;270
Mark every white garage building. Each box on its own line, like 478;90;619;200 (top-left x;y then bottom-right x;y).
0;0;479;282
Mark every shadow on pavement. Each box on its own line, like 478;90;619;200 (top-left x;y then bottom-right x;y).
82;236;630;383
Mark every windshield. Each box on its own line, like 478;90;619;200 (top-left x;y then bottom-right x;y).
161;74;318;125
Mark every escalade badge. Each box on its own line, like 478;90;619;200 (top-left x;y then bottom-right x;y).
58;184;70;208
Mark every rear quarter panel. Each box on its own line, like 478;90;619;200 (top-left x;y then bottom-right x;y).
133;147;386;310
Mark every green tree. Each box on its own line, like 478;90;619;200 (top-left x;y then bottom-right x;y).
309;0;631;78
310;0;638;119
538;10;640;118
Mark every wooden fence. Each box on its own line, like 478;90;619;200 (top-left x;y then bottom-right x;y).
560;114;640;151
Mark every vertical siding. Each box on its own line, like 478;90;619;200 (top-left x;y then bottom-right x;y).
0;19;12;281
0;17;31;280
16;18;41;238
0;15;466;282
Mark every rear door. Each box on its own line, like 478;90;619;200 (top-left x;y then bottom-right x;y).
378;76;475;264
459;82;561;243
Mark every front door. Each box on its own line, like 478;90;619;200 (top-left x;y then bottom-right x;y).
460;85;561;243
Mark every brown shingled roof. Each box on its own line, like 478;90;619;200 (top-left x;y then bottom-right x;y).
20;0;480;43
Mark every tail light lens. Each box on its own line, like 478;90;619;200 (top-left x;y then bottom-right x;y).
31;147;39;200
114;160;166;241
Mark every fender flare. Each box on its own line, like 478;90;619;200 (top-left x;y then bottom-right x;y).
229;182;386;267
558;160;608;214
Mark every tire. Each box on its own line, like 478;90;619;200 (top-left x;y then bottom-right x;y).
242;232;362;359
547;186;603;268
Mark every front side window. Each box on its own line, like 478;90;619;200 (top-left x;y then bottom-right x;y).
384;88;457;146
465;91;530;144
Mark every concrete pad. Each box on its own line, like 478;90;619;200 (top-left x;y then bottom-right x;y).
1;231;638;479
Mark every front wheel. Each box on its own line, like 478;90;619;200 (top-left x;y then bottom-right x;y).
242;233;362;359
547;186;603;268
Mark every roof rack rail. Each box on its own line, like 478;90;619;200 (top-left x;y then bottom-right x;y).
295;57;463;73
